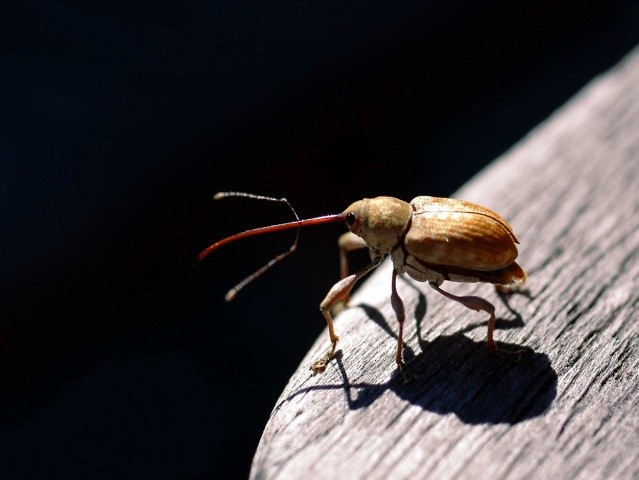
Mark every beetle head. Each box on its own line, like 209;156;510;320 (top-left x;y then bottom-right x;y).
343;196;412;256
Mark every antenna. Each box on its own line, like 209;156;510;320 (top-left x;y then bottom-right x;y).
197;192;345;300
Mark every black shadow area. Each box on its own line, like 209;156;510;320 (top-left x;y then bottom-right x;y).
285;296;556;424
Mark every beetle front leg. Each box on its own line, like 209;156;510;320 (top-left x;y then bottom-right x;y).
338;231;368;279
332;232;368;314
429;282;498;352
311;256;382;374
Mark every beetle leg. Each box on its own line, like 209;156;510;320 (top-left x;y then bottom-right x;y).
429;282;498;352
338;231;368;279
391;270;415;383
332;232;368;314
311;257;383;374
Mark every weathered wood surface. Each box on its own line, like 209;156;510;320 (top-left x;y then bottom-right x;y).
250;46;639;480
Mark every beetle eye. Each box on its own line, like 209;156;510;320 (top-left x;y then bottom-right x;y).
345;211;356;226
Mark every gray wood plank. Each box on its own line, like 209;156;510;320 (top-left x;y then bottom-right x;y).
250;46;639;480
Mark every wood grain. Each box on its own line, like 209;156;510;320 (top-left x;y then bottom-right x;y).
250;46;639;480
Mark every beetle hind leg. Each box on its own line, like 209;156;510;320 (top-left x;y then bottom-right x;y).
429;282;528;360
429;282;498;352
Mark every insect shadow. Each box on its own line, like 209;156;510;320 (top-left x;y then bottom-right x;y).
287;284;556;425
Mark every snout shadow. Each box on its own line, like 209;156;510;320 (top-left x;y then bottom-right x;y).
286;283;557;425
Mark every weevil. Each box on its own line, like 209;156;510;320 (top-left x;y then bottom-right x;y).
197;192;527;381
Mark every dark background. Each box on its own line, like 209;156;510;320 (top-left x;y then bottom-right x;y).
2;1;638;478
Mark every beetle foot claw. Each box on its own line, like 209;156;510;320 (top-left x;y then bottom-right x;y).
310;346;336;374
398;362;416;383
310;359;327;375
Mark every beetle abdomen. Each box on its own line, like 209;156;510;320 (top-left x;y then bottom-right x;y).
405;196;519;271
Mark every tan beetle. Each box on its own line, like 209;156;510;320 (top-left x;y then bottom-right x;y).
197;192;527;381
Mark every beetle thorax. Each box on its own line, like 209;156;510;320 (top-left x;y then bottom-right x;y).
344;196;412;256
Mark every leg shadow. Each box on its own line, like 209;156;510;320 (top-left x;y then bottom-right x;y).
285;284;556;425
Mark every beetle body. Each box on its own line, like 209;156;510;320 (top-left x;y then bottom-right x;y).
344;196;525;286
198;193;526;382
